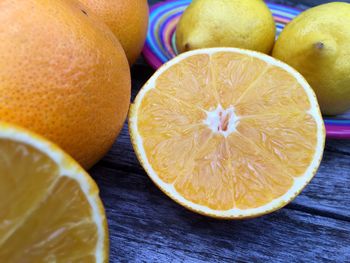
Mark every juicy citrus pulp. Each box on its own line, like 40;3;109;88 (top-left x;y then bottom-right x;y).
130;48;325;218
0;122;108;262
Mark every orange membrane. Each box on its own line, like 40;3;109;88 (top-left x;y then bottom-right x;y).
204;105;238;136
0;140;98;262
137;52;318;211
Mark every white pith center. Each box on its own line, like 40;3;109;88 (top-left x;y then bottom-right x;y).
204;105;239;137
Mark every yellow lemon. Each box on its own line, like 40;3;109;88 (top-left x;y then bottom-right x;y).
176;0;276;54
273;2;350;115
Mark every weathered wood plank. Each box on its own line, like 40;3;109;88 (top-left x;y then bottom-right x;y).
91;166;350;263
325;139;350;155
290;140;350;220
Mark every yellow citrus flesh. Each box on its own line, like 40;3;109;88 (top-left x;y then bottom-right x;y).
130;48;325;218
0;123;108;262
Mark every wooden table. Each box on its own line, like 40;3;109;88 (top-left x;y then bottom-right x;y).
90;0;350;261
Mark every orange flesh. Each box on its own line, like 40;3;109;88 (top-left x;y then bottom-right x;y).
137;52;317;210
0;140;97;262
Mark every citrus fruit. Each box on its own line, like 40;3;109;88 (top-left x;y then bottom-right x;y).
129;48;325;219
176;0;276;54
0;122;108;262
272;2;350;115
79;0;149;65
0;0;131;169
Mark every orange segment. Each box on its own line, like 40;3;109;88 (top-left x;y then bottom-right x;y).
226;133;294;210
1;178;98;262
237;113;318;176
130;48;325;219
174;135;234;210
138;88;206;137
138;88;210;183
0;141;59;242
156;54;219;110
210;52;268;108
235;66;311;116
0;123;108;262
141;125;211;184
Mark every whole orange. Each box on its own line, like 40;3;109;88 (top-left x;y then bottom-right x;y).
0;0;131;169
79;0;149;65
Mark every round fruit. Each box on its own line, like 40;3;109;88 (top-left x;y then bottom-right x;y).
176;0;276;54
272;2;350;115
129;48;325;219
0;121;108;262
79;0;149;65
0;0;131;169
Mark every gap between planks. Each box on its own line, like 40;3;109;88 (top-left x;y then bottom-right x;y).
94;159;350;223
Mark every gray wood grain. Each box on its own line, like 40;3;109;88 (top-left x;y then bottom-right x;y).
91;165;350;262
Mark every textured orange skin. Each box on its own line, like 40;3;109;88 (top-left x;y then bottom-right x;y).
79;0;149;65
0;0;131;169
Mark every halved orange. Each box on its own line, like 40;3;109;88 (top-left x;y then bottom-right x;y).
129;48;325;219
0;122;108;262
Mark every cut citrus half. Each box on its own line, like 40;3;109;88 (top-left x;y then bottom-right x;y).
130;48;325;219
0;122;108;262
